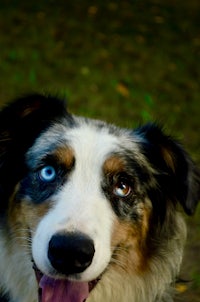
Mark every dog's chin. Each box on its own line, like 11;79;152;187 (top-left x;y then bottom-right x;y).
33;263;100;302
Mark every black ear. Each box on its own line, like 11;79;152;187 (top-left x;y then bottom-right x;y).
135;123;200;216
0;94;71;210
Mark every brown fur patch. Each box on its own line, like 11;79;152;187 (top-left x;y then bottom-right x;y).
110;201;152;274
53;146;75;170
103;155;126;176
8;185;51;248
160;146;176;173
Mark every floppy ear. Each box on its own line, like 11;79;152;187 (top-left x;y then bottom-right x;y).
0;94;70;210
135;123;200;216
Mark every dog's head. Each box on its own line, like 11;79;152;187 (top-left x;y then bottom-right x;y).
0;95;199;301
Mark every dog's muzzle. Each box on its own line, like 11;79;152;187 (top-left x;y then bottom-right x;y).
33;232;100;302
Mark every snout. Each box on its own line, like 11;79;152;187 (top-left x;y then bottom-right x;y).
48;232;95;275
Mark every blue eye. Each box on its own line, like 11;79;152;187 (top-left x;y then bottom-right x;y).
39;166;56;182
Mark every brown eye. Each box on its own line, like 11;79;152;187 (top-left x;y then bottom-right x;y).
113;180;132;197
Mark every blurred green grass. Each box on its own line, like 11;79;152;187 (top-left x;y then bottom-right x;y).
0;0;200;300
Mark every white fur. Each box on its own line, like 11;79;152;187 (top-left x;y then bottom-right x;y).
0;231;37;302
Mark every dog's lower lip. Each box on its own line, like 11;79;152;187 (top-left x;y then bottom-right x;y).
88;278;101;292
32;262;43;283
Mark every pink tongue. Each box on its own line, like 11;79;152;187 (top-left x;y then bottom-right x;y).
39;276;89;302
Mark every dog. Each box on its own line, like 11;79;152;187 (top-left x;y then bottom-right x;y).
0;94;199;302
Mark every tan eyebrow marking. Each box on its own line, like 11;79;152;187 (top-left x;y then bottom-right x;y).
53;146;75;170
103;155;126;175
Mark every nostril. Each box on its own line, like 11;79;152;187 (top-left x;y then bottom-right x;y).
48;232;95;275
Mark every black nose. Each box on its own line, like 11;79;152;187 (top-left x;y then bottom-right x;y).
48;232;95;275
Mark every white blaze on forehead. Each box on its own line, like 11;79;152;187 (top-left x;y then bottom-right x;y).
50;123;120;229
66;123;120;172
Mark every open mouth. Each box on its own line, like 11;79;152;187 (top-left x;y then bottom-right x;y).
33;263;100;302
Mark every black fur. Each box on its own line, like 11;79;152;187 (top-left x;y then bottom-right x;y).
0;94;71;213
135;123;200;219
17;155;70;204
0;292;9;302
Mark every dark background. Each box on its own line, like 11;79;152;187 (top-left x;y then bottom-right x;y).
0;1;199;300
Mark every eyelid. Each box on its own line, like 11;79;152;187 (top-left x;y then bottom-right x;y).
32;154;59;172
113;172;131;184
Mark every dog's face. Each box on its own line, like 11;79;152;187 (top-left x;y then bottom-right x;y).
28;123;128;282
0;95;199;301
10;114;152;282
